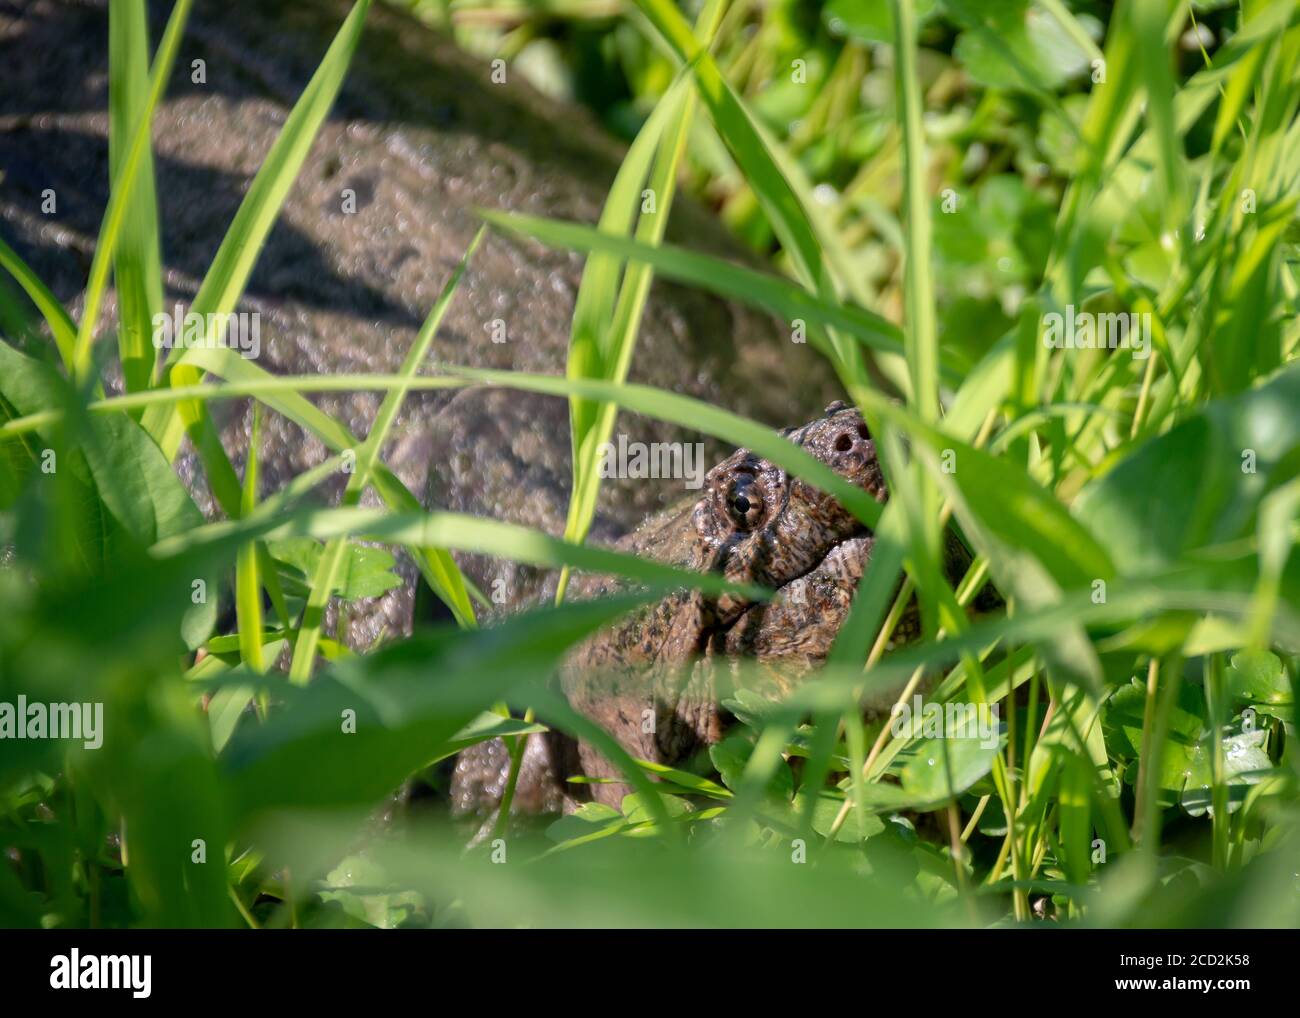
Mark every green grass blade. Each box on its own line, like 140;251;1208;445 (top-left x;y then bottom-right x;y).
169;345;474;626
223;596;673;826
481;209;908;359
563;78;689;518
173;0;372;359
634;0;823;289
139;0;373;520
2;364;885;530
891;0;939;423
108;0;165;397
1130;0;1184;229
72;0;192;380
288;230;483;681
156;507;770;603
889;0;945;639
450;366;884;530
235;404;266;673
559;2;722;602
632;0;869;389
564;77;680;459
861;393;1109;690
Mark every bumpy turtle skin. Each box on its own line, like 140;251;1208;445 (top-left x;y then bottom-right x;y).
454;403;901;813
454;402;998;815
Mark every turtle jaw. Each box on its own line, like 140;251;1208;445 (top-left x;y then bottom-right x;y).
720;533;874;661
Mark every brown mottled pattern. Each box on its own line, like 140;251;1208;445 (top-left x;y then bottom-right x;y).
453;402;918;814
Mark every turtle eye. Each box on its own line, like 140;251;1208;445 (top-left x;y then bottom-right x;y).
725;478;765;530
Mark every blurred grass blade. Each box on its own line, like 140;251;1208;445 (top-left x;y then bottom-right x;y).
153;354;885;537
891;0;939;423
862;393;1115;585
167;0;371;361
890;0;944;636
858;390;1110;688
0;234;78;366
225;596;665;822
565;78;681;458
633;0;822;287
1129;0;1183;227
1207;1;1294;153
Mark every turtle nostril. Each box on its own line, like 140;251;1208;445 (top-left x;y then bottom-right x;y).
834;433;853;452
857;423;870;441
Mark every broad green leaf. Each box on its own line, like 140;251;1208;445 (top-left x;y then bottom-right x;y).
895;733;1000;806
0;340;217;648
947;0;1094;94
1178;728;1272;818
805;787;885;843
710;733;795;801
1076;361;1300;574
1105;678;1271;815
621;791;692;825
268;537;403;602
319;854;426;928
824;0;937;44
1226;650;1291;706
222;596;656;820
546;802;628;848
0;341;203;545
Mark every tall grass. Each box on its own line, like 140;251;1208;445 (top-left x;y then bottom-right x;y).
0;0;1297;928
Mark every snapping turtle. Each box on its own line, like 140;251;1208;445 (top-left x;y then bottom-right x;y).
556;402;891;807
452;402;987;818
